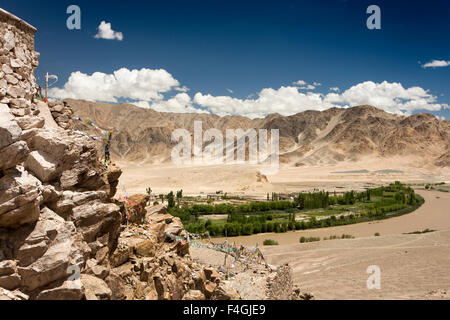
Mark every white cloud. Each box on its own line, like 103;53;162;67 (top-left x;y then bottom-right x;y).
293;80;306;86
194;86;334;118
176;86;189;92
293;80;320;91
49;68;181;102
195;81;448;118
422;60;450;68
324;81;447;115
94;21;123;41
133;93;208;114
50;67;448;119
304;84;316;90
436;115;447;120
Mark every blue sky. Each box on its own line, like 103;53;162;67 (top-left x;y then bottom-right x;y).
2;0;449;119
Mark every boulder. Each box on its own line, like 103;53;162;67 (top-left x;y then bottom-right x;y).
24;150;61;182
17;240;71;291
87;265;110;280
0;260;17;276
16;211;85;291
27;129;79;165
183;290;206;300
0;106;21;149
15;116;44;130
72;201;120;229
0;141;29;170
17;241;49;267
10;107;26;117
106;164;122;197
166;217;184;236
134;239;156;257
81;274;112;300
0;168;42;228
0;273;21;290
211;287;241;300
104;271;126;300
110;243;133;268
204;267;221;283
203;281;217;298
36;280;84;300
72;200;121;246
0;288;29;301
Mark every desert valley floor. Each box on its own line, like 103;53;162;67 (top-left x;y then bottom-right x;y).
119;161;450;299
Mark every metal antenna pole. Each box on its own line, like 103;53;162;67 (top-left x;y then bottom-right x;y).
45;72;48;100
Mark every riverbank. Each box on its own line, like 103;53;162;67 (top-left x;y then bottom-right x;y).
213;190;449;246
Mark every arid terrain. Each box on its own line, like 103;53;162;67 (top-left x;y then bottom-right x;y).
65;99;450;169
193;190;450;299
62;98;450;300
116;160;450;196
2;6;449;302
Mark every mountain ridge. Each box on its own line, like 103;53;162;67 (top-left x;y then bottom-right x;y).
63;99;450;168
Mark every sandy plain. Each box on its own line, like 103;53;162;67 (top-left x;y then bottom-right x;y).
119;160;450;299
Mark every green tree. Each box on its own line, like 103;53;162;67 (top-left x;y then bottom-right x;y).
176;190;183;207
167;191;175;208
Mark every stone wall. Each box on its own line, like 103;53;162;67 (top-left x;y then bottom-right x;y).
265;264;294;300
0;8;39;105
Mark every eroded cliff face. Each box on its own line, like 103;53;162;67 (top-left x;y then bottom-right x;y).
0;8;244;300
0;8;124;298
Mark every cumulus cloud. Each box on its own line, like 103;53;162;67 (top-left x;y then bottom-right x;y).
49;68;181;102
324;81;447;115
133;93;208;114
293;80;321;91
303;84;316;90
194;86;334;118
293;80;306;86
95;21;123;41
50;67;448;118
176;86;189;92
195;81;448;118
422;60;450;68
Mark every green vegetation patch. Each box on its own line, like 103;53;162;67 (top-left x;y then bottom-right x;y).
166;182;424;237
263;239;279;246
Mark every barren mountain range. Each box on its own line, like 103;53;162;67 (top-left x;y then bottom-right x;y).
64;99;450;168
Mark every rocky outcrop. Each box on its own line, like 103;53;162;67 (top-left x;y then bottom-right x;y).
104;209;240;300
0;8;241;301
0;8;123;300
